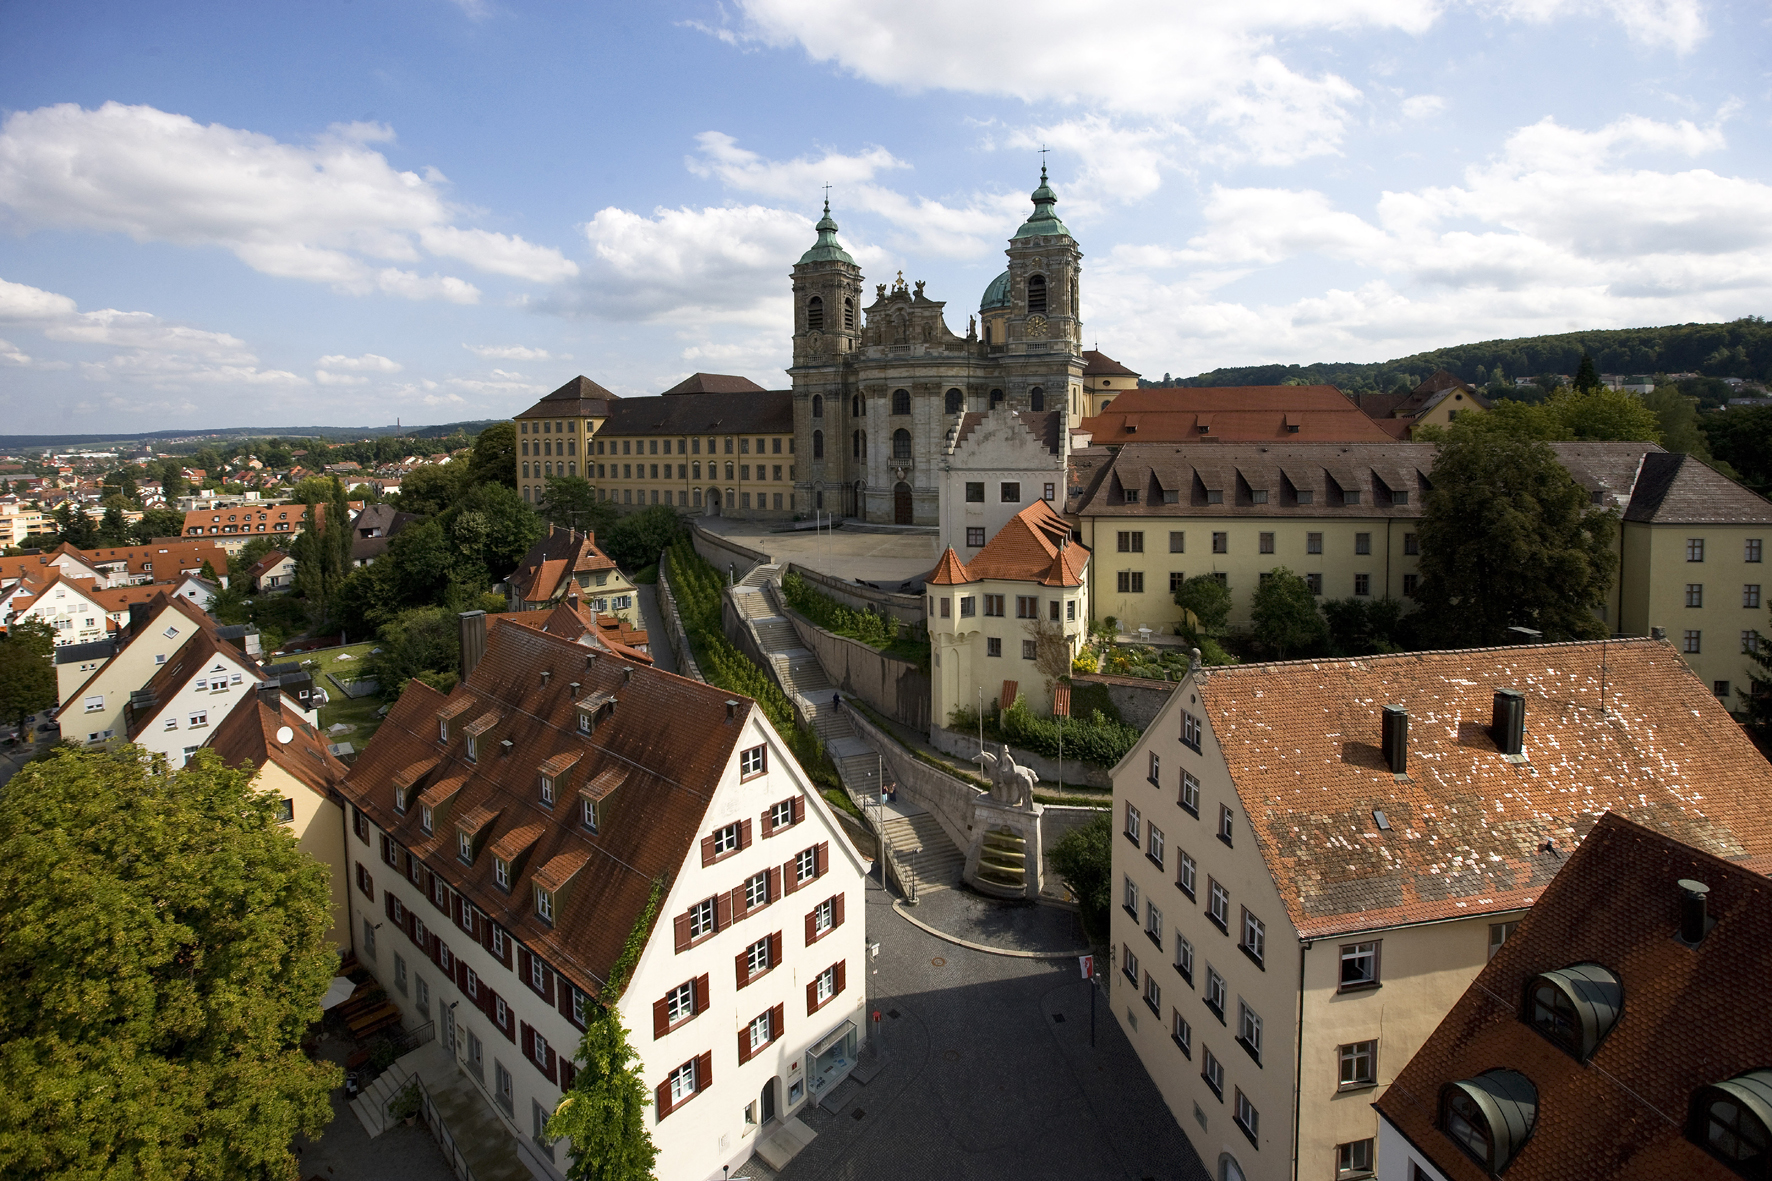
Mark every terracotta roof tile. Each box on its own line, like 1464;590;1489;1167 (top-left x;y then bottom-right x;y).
392;757;439;790
489;822;545;864
1197;638;1772;940
580;766;628;802
532;848;592;894
928;547;972;585
962;500;1087;586
509;528;618;604
1079;386;1394;444
461;710;502;738
1082;349;1139;377
206;695;347;798
416;774;466;808
515;375;620;420
660;372;767;396
538;750;583;777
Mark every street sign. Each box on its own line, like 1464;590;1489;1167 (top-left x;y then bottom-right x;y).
1079;954;1093;980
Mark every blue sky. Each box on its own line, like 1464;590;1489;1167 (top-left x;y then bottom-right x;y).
0;0;1768;433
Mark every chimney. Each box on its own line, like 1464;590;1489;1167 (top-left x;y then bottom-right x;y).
1491;688;1525;756
1381;705;1408;775
129;600;152;637
458;610;487;680
258;682;282;709
1651;626;1667;641
726;699;739;723
1678;878;1714;946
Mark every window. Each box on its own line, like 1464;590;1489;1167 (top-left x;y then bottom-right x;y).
1026;273;1046;312
1401;573;1416;597
1170;572;1187;593
1251;490;1269;505
1749;538;1764;563
1147;823;1165;869
813;964;837;1006
1173;1010;1193;1056
1716;680;1732;698
458;831;474;862
1180;771;1200;816
535;886;554;923
1123;874;1140;918
745;935;773;978
1354;532;1371;555
740;744;767;778
1240;909;1265;965
1688;583;1705;608
1340;1040;1376;1088
1488;921;1519;959
770;798;797;831
188;711;207;728
666;980;695;1024
1403;532;1419;555
1205;967;1226;1018
1175;935;1194;984
1202;1046;1224;1098
960;596;975;617
582;797;601;833
1021;639;1037;660
1218;804;1234;844
1116;571;1144;593
494;856;511;890
1212;532;1227;554
966;481;985;502
394;954;409;994
1146;900;1163;945
1336;1139;1375;1179
813;430;823;459
812;897;834;937
966;527;985;547
495;1060;514;1115
1688;537;1706;562
1340;940;1380;989
1685;629;1703;654
1143;971;1162;1015
892;388;910;415
1354;573;1371;596
1000;482;1020;503
1044;482;1055;501
1237;1001;1263;1062
533;1099;555;1160
668;1058;699;1105
946;388;963;414
1170;531;1185;553
806;296;823;331
466;735;478;762
713;823;740;856
84;695;103;713
892;429;911;459
1747;585;1762;609
811;393;823;418
748;1009;775;1055
1178;851;1197;899
1692;1079;1772;1174
1117;531;1144;553
1122;942;1140;983
1259;532;1274;554
986;637;1002;658
1125;802;1141;845
1233;1090;1259;1144
795;846;818;884
1016;595;1039;618
1208;880;1230;930
1181;711;1202;752
363;917;377;957
689;897;717;940
984;594;1005;617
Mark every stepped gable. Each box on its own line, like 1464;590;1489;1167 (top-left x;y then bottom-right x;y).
209;694;348;796
1375;812;1772;1181
516;375;620;420
1195;638;1772;941
660;372;767;396
963;499;1086;586
1623;451;1772;524
952;410;1063;455
339;618;751;997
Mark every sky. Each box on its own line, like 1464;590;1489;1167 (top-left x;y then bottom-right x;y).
0;0;1768;434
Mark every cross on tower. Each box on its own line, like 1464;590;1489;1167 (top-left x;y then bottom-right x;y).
822;182;832;211
1038;145;1050;177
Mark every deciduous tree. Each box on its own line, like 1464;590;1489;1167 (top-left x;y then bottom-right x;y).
1250;567;1328;658
0;619;56;728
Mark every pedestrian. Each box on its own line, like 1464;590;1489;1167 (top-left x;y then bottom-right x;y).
832;691;842;711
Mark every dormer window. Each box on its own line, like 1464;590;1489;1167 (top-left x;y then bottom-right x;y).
439;718;449;742
1524;963;1621;1062
540;776;555;806
420;805;434;834
581;798;601;833
578;712;591;734
1440;1070;1537;1175
458;831;473;864
494;856;511;890
394;786;408;813
534;886;555;924
1689;1069;1772;1178
466;735;478;763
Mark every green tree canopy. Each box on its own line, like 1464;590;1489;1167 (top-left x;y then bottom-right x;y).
1572;353;1601;392
1701;405;1772;493
1172;574;1232;641
131;507;187;545
1640;386;1713;460
1049;812;1111;935
465;421;519;491
391;464;465;518
448;481;544;581
1250;568;1328;658
1415;432;1618;646
363;606;461;697
539;476;618;538
0;619;57;728
1544;385;1662;442
0;746;339;1179
603;504;683;570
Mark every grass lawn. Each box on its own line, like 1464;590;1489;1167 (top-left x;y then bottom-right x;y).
301;643;386;748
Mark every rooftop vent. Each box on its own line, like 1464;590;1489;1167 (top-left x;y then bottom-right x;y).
1381;705;1408;775
541;670;551;685
1491;688;1525;757
623;667;633;684
1678;878;1715;946
500;739;514;756
725;699;739;723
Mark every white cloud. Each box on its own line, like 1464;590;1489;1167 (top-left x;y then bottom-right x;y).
0;103;575;300
318;352;403;372
0;338;30;365
315;370;370;385
1400;94;1445;119
465;343;566;360
1485;0;1706;52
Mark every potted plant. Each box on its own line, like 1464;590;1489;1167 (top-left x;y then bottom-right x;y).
387;1079;423;1127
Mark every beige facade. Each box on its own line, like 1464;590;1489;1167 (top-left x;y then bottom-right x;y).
515;412;598;507
59;599;209;743
256;757;350;949
587;430;796;518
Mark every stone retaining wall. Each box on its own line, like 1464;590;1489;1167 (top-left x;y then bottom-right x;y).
785;562;926;631
1070;671;1177;732
654;553;705;683
842;706;980;857
688;521;769;579
782;609;931;731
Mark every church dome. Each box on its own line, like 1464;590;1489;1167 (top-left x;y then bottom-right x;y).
980;270;1011;311
1010;164;1071;240
797;199;855;265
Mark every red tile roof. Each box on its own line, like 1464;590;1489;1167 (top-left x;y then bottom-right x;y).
1374;812;1772;1181
208;694;348;798
927;547;972;586
1082;349;1139;377
509;527;617;605
1078;386;1395;444
960;500;1087;586
1196;638;1772;940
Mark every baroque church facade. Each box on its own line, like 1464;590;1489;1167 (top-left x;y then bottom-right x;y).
789;169;1088;525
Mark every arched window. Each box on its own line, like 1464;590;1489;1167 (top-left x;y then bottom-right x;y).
693;489;703;507
946;388;963;414
812;394;823;418
861;430;867;457
813;430;824;459
1524;964;1622;1062
521;462;530;478
1440;1071;1538;1175
567;440;576;455
523;486;532;502
990;389;1005;409
852;430;860;458
843;298;854;329
568;461;577;476
1030;386;1045;412
892;389;910;416
807;296;824;331
544;461;552;476
521;440;529;456
892;429;912;460
1027;274;1047;314
1690;1071;1772;1174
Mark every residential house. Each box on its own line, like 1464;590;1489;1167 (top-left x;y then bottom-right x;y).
2;571;115;645
1109;638;1772;1181
122;628;273;766
927;498;1090;723
181;502;310;554
246;550;298;594
350;503;417;567
169;573;222;612
339;610;868;1179
512;375;620;508
60;595;217;746
1374;812;1772;1181
1350;371;1491;438
53;637;116;709
503;593;654;665
507;526;639;630
937;407;1068;560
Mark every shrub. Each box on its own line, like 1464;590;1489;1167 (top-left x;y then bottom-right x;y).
1049;813;1111;936
999;693;1141;768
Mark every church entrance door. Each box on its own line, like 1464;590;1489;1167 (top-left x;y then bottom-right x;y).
894;482;913;525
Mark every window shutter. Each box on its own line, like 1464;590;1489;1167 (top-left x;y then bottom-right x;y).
700;834;716;866
653;996;670;1038
457;960;469;993
792;796;805;825
556;978;573;1019
805;909;818;946
521;1022;534;1062
738;1026;752;1065
543;968;555;1005
673;911;692;952
544;1044;557;1084
735;949;751;989
769;931;782;967
815;841;829;877
693;974;710;1015
761;808;775;839
656;1079;672;1119
835;960;846;995
715;892;734;931
518;948;531;983
806;978;818;1014
561;1061;577;1090
783;859;801;895
739;818;753;849
730;886;747;921
771;1002;784;1043
696;1050;712;1092
767;866;781;903
833;892;845;930
384;892;395;921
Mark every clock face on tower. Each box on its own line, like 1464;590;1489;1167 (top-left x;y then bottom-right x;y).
1026;314;1048;339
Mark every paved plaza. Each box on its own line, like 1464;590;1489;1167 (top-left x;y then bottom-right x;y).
699;517;941;585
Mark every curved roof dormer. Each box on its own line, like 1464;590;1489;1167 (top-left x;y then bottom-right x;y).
1524;962;1623;1062
1441;1069;1538;1175
1688;1068;1772;1178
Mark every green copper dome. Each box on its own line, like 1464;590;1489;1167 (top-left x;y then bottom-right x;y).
1010;164;1071;240
980;269;1011;311
797;199;855;265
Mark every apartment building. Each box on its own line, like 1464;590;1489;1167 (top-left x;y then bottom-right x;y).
514;375;619;507
2;571;117;645
587;382;794;520
1374;812;1772;1181
58;595;217;743
339;610;867;1180
1109;638;1772;1181
181;502;310;553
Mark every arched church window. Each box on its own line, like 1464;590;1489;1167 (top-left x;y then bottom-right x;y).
861;430;867;457
852;394;861;417
892;429;912;460
843;298;854;329
568;462;577;476
852;430;860;459
1027;274;1047;314
812;394;823;419
1030;387;1045;412
892;389;911;416
990;389;1005;409
807;296;824;331
813;431;824;459
946;388;963;414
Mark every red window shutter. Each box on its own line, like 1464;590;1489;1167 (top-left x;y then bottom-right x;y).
792;796;805;825
738;1026;752;1065
543;968;555;1006
653;996;670;1039
805;909;818;946
696;1050;712;1091
730;887;746;922
715;892;734;931
833;892;845;930
561;1061;577;1090
739;818;753;849
835;960;846;995
384;892;395;921
771;1003;784;1042
767;866;781;903
656;1079;672;1119
545;1045;558;1084
457;960;469;992
557;977;573;1019
517;948;530;983
693;974;709;1015
769;931;782;968
674;911;692;952
815;841;829;878
806;978;818;1015
521;1022;534;1061
735;949;750;989
783;859;800;895
700;834;716;866
761;808;775;839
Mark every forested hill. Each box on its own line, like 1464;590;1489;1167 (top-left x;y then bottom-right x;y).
1147;317;1771;394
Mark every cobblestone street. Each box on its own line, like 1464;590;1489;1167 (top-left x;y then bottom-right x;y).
736;875;1209;1181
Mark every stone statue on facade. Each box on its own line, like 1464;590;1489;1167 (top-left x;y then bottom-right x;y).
979;741;1037;810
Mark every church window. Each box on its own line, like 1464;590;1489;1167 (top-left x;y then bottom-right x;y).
892;389;911;416
807;296;824;331
813;431;824;460
1030;387;1045;412
990;389;1005;409
1027;274;1047;314
946;388;962;414
812;395;823;418
852;395;862;417
861;431;867;457
843;298;854;329
892;429;912;460
852;430;860;459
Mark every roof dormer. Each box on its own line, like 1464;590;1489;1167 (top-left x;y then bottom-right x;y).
1522;962;1622;1062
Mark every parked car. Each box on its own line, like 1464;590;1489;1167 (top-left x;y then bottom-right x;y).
36;722;58;733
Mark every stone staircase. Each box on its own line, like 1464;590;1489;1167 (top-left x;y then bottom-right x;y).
879;808;967;892
349;1039;530;1181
